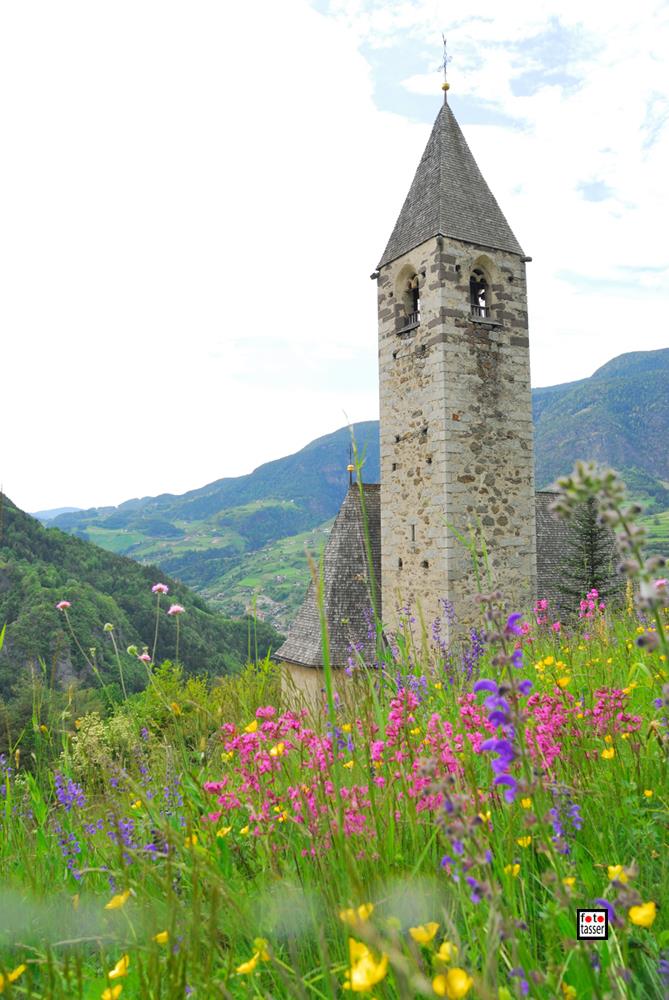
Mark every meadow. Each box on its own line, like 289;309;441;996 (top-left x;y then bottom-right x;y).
1;467;668;1000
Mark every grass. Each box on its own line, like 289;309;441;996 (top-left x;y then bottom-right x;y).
0;592;667;999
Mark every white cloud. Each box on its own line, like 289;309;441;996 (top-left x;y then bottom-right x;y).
1;0;667;510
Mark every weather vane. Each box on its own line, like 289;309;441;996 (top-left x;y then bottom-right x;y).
440;33;451;100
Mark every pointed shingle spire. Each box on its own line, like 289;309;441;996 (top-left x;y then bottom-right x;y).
378;99;524;268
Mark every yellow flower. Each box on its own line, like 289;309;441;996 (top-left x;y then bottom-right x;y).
343;760;354;769
74;718;82;729
339;903;374;926
269;742;285;757
433;967;474;998
153;930;169;945
221;750;234;762
478;810;492;824
170;701;181;715
39;724;48;734
217;826;232;838
101;987;123;1000
235;952;260;975
435;940;458;963
520;798;532;809
240;825;249;835
562;877;575;888
244;719;258;733
504;864;520;877
607;865;628;884
104;890;130;910
636;626;645;634
409;921;440;944
643;789;654;798
0;965;27;992
517;836;532;848
604;734;613;744
561;984;577;999
410;726;421;736
130;799;142;810
184;834;198;848
108;955;130;980
543;656;555;666
434;681;443;690
557;676;571;689
343;938;388;992
601;748;615;760
341;723;352;732
628;901;656;927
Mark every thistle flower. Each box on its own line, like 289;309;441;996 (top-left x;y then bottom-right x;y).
56;600;71;610
152;583;169;594
167;603;185;616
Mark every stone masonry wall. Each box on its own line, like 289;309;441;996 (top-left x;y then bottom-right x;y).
377;234;537;631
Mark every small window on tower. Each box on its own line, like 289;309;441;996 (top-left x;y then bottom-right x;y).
399;274;421;331
470;268;489;318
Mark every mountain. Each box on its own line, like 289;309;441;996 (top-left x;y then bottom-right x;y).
48;351;669;626
532;348;669;490
0;494;280;710
31;507;82;522
50;422;380;626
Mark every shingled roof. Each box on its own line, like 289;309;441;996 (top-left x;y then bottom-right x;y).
378;97;524;268
274;484;381;670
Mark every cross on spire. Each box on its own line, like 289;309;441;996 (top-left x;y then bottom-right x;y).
440;33;451;102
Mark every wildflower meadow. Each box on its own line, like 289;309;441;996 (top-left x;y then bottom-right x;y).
0;465;668;999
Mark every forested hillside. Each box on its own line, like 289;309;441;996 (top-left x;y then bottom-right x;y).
0;494;280;709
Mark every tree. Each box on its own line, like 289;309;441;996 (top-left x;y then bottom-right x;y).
557;498;622;616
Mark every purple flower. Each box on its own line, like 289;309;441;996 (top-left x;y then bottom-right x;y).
505;613;523;636
54;772;85;811
511;647;524;669
493;774;518;803
473;679;497;694
518;679;533;696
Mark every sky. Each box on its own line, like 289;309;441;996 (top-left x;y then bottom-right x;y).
1;0;668;512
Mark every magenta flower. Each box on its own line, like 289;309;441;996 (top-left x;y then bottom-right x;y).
152;583;169;595
138;652;152;664
56;600;71;611
167;604;185;616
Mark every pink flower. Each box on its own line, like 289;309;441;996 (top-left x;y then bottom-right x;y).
551;621;561;633
152;583;169;595
655;578;667;589
138;652;151;663
56;600;71;611
167;604;185;616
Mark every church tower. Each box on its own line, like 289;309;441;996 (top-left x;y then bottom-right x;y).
375;86;537;629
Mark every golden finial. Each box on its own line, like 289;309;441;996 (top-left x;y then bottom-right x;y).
347;463;355;486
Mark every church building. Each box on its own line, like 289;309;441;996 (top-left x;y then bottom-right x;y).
275;83;566;681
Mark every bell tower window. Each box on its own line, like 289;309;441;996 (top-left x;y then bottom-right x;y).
470;268;489;318
399;273;421;331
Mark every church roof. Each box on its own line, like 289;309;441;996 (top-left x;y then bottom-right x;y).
274;484;381;670
378;98;524;268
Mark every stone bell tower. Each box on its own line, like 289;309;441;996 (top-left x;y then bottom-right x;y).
375;84;537;629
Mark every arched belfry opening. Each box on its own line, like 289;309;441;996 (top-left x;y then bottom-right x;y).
469;267;489;318
397;270;421;331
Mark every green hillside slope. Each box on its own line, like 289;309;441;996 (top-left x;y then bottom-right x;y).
49;350;669;625
0;494;280;708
